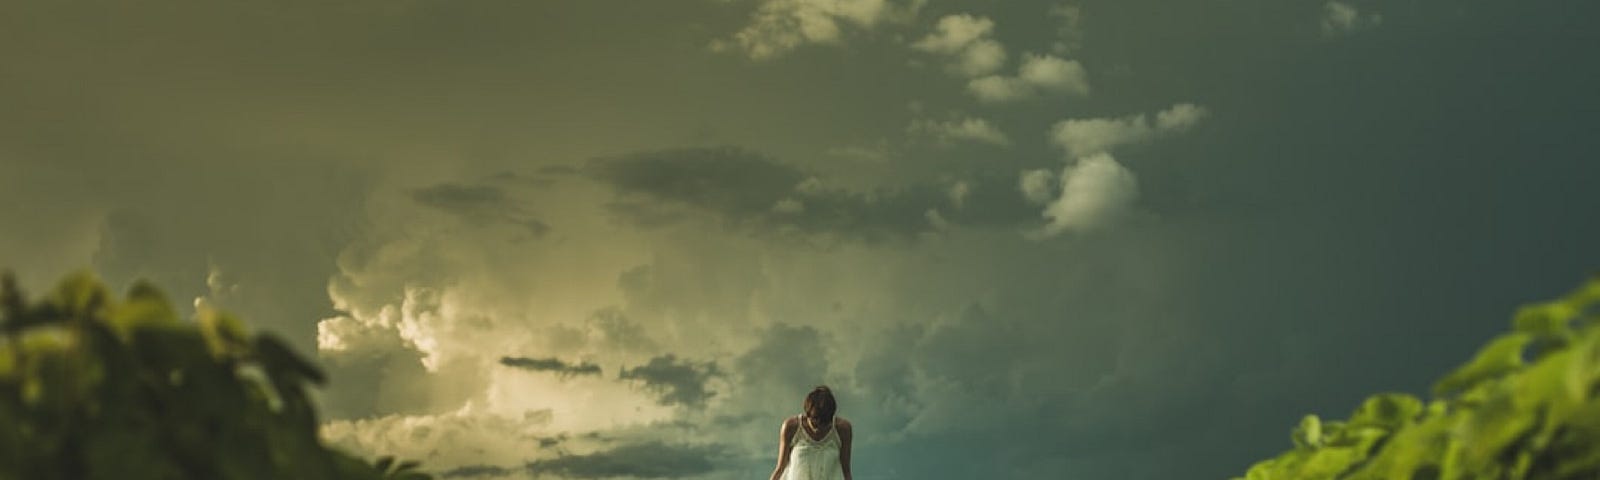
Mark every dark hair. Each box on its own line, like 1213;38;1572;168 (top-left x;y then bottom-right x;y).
803;385;837;424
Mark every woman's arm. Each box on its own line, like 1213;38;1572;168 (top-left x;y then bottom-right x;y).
769;418;796;480
838;418;853;480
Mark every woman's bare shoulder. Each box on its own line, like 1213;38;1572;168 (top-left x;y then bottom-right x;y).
835;416;852;431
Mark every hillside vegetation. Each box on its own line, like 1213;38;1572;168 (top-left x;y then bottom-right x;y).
0;272;429;480
1237;275;1600;479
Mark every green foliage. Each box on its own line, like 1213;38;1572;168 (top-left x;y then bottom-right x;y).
0;271;432;480
1235;275;1600;480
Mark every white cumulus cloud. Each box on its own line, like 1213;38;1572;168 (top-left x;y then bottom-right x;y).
716;0;926;60
912;14;1007;77
1030;153;1139;238
1019;169;1057;206
1028;103;1208;238
1049;103;1207;157
967;54;1089;103
908;116;1011;146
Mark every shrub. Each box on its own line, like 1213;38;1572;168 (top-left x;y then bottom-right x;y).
0;271;430;480
1236;275;1600;480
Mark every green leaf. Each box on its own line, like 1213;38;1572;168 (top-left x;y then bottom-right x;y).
49;270;110;320
1292;414;1324;450
1432;332;1530;398
107;281;179;340
254;334;326;386
1346;393;1423;431
0;341;15;381
197;304;250;359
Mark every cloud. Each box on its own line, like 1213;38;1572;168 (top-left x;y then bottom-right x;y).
1321;1;1381;37
715;0;926;60
1030;153;1139;237
581;306;661;355
907;116;1011;146
1048;4;1084;54
526;441;722;479
1019;169;1056;205
437;464;515;478
321;406;558;474
499;356;603;379
912;14;1007;77
410;183;550;237
948;181;970;208
1027;103;1207;238
1048;102;1207;157
618;354;722;408
967;53;1089;103
731;324;831;415
584;147;804;222
585;147;1035;243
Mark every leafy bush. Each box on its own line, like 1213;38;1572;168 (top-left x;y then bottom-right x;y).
1236;275;1600;480
0;271;430;480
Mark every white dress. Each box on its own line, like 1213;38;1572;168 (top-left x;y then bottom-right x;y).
782;414;844;480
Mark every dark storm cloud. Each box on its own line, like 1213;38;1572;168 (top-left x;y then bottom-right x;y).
499;356;603;378
438;464;515;478
411;183;507;211
735;324;829;397
617;354;722;408
525;442;721;479
585;307;659;353
409;183;550;237
584;146;1036;243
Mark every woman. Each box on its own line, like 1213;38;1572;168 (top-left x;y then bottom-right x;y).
769;386;852;480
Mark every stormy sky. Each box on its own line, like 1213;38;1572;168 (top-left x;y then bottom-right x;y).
3;0;1598;478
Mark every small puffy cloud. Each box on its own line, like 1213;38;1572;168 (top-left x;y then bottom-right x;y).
910;14;991;52
1019;54;1091;94
967;54;1089;103
1048;102;1208;157
499;356;603;379
948;181;971;208
907;116;1011;146
966;76;1032;103
1155;103;1208;131
1019;169;1056;206
956;41;1008;78
912;14;1007;77
618;354;722;408
716;0;926;60
1030;153;1139;238
1321;1;1382;37
1028;103;1207;238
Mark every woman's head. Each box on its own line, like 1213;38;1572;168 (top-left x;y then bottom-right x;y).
803;385;837;423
